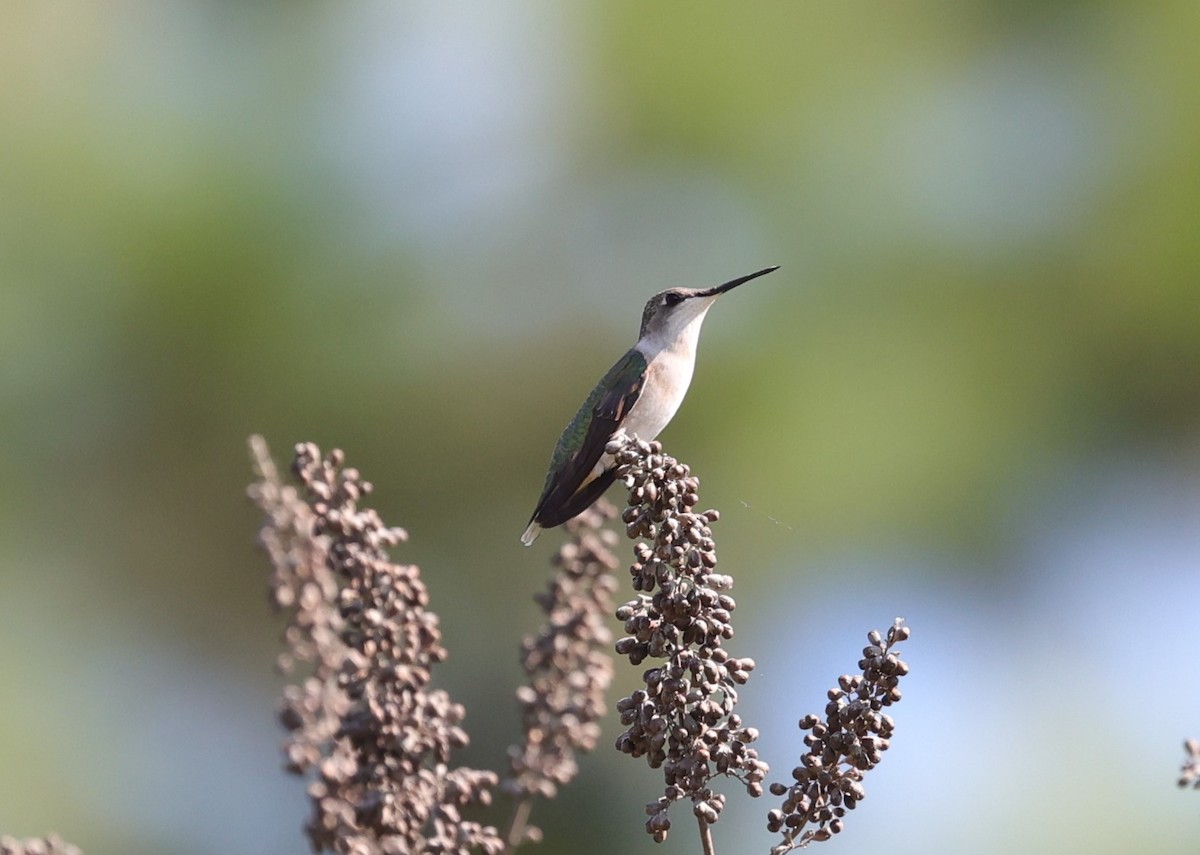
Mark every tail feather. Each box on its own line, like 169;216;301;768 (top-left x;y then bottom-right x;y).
520;469;617;546
520;520;542;547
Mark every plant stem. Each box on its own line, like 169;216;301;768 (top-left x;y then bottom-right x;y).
505;796;534;850
697;814;716;855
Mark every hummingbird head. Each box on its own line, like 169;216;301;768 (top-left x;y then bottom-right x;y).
637;265;779;350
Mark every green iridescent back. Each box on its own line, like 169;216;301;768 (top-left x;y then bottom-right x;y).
539;347;648;494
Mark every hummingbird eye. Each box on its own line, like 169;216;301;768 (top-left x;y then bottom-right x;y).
664;292;684;307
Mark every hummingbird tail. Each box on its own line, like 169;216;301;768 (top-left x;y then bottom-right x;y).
520;520;542;546
521;469;617;545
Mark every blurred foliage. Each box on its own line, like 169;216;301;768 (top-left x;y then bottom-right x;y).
1;3;1198;854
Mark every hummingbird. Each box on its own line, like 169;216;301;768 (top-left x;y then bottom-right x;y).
521;265;778;545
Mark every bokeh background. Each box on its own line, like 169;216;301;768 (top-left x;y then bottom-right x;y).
2;3;1199;853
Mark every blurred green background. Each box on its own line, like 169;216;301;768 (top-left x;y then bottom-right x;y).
2;3;1199;853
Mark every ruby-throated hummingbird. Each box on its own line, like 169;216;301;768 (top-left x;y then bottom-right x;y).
521;265;778;545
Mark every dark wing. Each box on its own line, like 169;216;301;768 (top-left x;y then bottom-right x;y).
528;347;648;529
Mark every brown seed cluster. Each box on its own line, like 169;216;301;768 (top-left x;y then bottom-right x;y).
767;619;910;852
248;436;345;772
607;434;768;843
0;837;81;855
1180;739;1200;789
249;437;501;855
503;500;620;844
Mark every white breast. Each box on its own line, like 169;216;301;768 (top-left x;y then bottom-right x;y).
621;349;694;442
592;354;693;479
592;304;710;477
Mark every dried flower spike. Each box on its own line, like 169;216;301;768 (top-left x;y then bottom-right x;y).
0;836;82;855
607;433;768;844
248;436;501;855
503;500;620;846
767;618;910;852
1180;738;1200;789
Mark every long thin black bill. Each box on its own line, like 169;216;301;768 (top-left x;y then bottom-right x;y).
701;264;780;297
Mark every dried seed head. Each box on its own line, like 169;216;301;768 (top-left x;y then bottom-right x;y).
0;837;82;855
249;436;501;855
505;500;618;818
607;434;768;842
1180;738;1200;789
768;618;910;853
